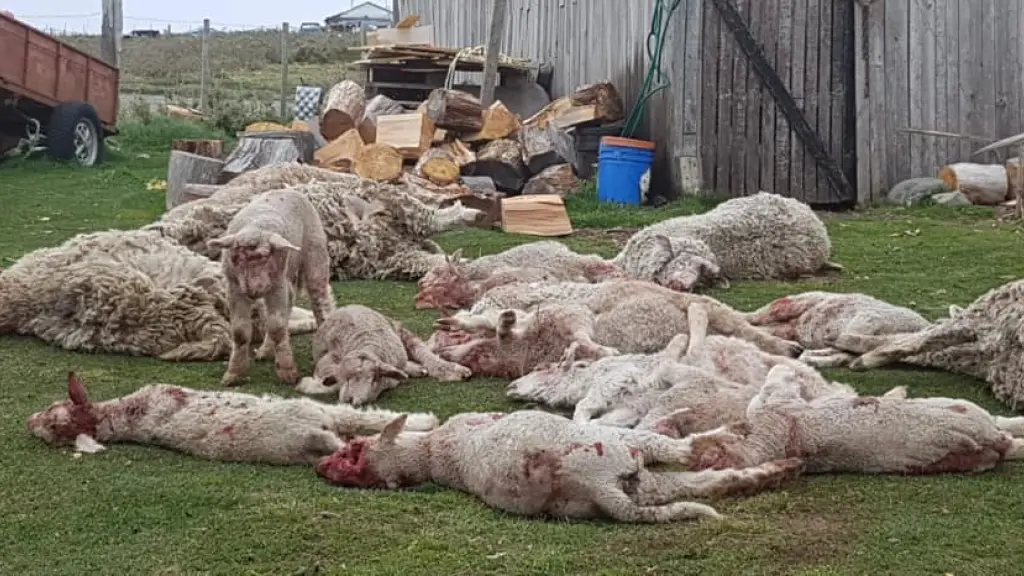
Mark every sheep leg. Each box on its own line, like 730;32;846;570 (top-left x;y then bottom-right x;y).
631;425;750;466
263;283;301;386
742;294;823;325
633;457;805;505
434;310;501;334
570;330;620;359
1005;439;1024;459
301;431;345;463
705;301;803;358
433;201;484;232
846;324;975;370
797;348;856;368
591;486;721;523
993;416;1024;437
222;293;256;387
397;325;472;381
684;302;709;356
590;407;643;428
402;361;429;378
301;241;336;327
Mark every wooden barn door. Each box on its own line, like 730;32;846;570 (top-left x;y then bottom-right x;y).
699;0;857;205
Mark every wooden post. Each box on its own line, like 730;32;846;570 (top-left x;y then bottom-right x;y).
280;22;290;121
199;18;210;112
480;0;508;107
100;0;122;68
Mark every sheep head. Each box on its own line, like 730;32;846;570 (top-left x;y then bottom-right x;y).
315;414;417;489
26;372;106;453
208;230;300;299
414;249;474;311
311;351;409;406
580;258;631;282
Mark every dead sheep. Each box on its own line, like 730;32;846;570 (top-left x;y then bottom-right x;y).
315;410;805;523
209;188;336;387
836;278;1024;409
0;228;314;360
686;364;1024;476
27;372;439;465
614;191;842;291
414;242;627;311
296;304;471;406
742;291;932;368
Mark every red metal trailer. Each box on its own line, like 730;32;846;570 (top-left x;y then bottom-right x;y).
0;11;119;166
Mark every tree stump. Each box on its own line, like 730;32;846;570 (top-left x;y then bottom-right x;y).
425;88;484;133
522;164;580;197
219;131;317;182
166;150;226;209
171;139;224;159
321;80;367;141
359;94;406;143
471;138;527;193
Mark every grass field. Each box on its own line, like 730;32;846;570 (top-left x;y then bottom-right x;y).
3;118;1024;575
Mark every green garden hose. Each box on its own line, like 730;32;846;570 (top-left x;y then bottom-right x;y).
621;0;684;138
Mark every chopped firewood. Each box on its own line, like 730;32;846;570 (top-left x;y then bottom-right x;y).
358;94;406;143
354;143;404;182
166;150;224;210
290;119;310;131
1006;157;1022;201
522;98;573;129
245;121;292;133
522;164;580;197
320;80;367;141
551;105;599;130
472;138;527;193
938;162;1008;205
501;195;573;236
461;175;498;197
433;128;448;143
220;131;317;182
464;100;521;142
546;123;578;174
425;88;484;133
314;129;365;171
568;81;625;124
413;148;461;186
519;124;563;175
438;139;476;169
171;139;223;159
375;113;436;159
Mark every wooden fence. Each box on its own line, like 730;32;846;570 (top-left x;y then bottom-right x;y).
855;1;1024;204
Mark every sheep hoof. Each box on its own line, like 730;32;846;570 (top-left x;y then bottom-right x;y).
221;372;247;387
276;365;301;387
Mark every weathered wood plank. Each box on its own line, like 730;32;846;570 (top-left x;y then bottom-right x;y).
714;0;737;194
759;0;779;192
933;0;949;173
867;0;888;203
852;0;871;203
702;0;723;192
682;0;704;190
959;0;982;161
884;0;910;190
979;1;997;147
743;0;764;197
909;0;937;180
944;0;961;166
787;0;807;199
773;0;794;196
834;0;856;196
802;0;820;201
729;0;749;196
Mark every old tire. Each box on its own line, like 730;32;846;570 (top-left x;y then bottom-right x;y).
46;101;104;166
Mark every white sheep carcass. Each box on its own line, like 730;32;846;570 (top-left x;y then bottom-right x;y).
315;410;805;523
296;304;471;406
614;191;842;291
0;228;314;360
26;372;440;465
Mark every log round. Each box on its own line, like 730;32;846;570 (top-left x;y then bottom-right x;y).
414;148;461;186
938;163;1009;205
321;80;367;142
425;88;485;133
354;143;404;182
359;94;406;143
166;150;225;210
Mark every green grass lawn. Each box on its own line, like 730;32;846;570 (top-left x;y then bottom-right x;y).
3;119;1024;575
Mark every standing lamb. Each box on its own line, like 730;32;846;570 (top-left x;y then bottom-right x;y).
296;304;472;406
614;192;842;291
742;291;932;368
686;364;1024;475
209;189;336;387
27;372;439;465
315;410;805;523
0;228;315;360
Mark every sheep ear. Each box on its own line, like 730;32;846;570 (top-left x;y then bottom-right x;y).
375;362;409;381
206;233;238;251
193;276;219;291
652;234;673;254
67;371;89;405
267;233;300;252
447;248;463;265
379;414;408;445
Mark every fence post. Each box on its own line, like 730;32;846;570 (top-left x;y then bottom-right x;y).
100;0;122;69
199;18;210;112
480;0;508;106
280;22;290;121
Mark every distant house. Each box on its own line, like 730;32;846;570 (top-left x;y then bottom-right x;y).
324;2;393;31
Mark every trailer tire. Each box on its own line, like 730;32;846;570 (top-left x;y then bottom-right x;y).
46;101;104;166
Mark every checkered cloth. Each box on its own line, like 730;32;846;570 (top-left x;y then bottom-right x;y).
293;86;323;121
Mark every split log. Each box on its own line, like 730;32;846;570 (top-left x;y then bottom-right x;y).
424;88;484;133
166;150;225;210
501;195;573;236
464;100;521;142
314;128;365;171
171;139;224;159
375;113;436;159
438;139;476;169
568;81;625;124
461;175;498;197
354;143;404;182
519;124;563;175
546;123;578;174
937;163;1008;205
219;131;317;182
403;172;469;203
413;148;460;186
521;164;580;197
358;94;406;143
320;80;367;141
472;138;527;193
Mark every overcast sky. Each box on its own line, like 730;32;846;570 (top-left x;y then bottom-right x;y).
4;0;377;34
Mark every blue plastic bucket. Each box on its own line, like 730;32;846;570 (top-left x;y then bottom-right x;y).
597;136;656;205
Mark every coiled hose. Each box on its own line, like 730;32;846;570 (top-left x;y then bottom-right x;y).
621;0;684;138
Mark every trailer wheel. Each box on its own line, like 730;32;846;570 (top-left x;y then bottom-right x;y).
46;101;104;166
